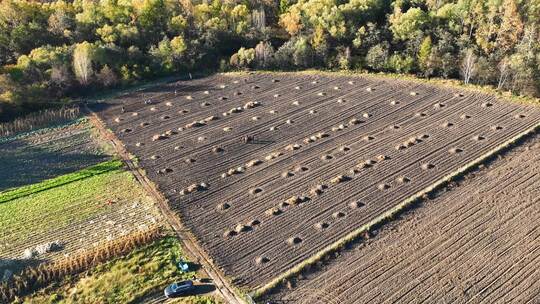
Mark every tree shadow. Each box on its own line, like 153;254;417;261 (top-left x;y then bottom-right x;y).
0;137;110;192
0;257;47;281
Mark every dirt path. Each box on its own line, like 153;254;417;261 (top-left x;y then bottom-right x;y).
263;134;540;303
86;109;247;304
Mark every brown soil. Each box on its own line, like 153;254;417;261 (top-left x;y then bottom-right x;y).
94;72;540;289
264;135;540;303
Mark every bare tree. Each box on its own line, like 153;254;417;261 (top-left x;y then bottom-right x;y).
73;42;94;86
254;41;274;68
497;58;511;90
460;49;477;85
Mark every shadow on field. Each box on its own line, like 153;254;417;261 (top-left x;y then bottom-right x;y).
0;138;109;192
187;283;216;296
0;258;47;280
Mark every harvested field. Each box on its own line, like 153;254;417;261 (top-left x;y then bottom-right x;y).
263;135;540;303
94;72;540;289
0;160;162;277
0;120;111;191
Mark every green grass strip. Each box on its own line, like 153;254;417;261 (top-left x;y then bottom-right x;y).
0;159;124;204
251;122;540;299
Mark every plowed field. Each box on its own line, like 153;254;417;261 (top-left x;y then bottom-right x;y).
95;73;540;289
263;135;540;303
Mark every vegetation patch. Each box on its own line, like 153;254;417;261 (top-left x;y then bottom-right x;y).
0;160;155;256
0;160;123;203
13;235;217;304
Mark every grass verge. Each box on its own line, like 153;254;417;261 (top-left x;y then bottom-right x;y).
251;121;540;299
17;236;218;304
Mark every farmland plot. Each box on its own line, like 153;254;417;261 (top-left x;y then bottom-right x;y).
0;161;162;275
263;135;540;304
0;120;111;191
95;72;540;289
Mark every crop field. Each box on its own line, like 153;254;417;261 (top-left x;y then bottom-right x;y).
263;135;540;303
0;120;111;191
0;160;162;273
94;72;540;289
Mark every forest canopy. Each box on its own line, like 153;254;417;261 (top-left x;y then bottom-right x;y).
0;0;538;120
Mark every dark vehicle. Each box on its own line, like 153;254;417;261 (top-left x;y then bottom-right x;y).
164;280;194;298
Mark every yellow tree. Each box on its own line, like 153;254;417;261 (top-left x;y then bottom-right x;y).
496;0;524;53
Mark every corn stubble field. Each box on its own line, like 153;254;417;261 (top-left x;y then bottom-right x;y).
95;73;540;296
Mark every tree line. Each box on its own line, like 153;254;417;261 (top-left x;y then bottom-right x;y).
0;0;538;121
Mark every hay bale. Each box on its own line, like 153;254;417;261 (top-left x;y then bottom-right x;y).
255;256;270;265
249;188;263;195
223;229;236;237
421;163;435;170
286;143;301;151
282;171;294;178
243;101;261;109
216;202;230;211
314;222;329;230
246;159;262;167
397;176;410;183
235;224;250;233
349;118;361;125
363;135;375;141
287;237;303;245
152;134;168;141
265;207;281;216
376;154;388;161
185;121;205;128
349;200;365;209
330;175;349;184
377;183;390;190
321;154;333;161
332;211;346;218
310;184;326;196
481;102;493;108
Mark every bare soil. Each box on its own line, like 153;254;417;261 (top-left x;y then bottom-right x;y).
94;72;540;289
263;135;540;304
